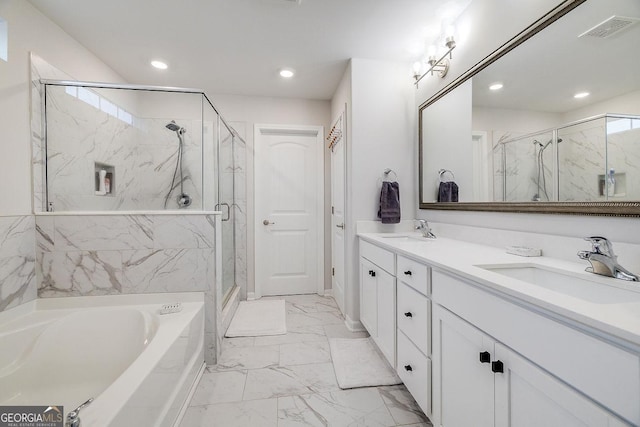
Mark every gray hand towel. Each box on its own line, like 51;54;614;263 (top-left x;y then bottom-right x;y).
438;181;459;202
378;181;401;224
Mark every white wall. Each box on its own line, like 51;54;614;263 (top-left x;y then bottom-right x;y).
416;0;640;248
335;58;416;328
0;0;125;216
561;88;640;123
209;93;331;298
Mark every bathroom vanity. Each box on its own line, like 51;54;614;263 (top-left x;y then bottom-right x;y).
358;234;640;426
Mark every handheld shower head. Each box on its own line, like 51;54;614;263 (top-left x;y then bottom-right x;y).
166;121;180;132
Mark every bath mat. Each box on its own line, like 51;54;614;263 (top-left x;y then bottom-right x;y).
225;300;286;337
329;338;401;389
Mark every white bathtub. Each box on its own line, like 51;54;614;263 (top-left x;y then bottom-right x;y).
0;293;204;427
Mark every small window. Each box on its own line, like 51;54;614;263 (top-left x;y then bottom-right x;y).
65;86;78;97
117;108;132;125
77;87;100;109
100;97;118;117
0;17;7;62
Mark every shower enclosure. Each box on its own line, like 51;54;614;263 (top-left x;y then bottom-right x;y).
493;114;640;202
38;80;244;304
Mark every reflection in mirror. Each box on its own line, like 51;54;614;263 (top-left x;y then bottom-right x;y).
419;0;640;215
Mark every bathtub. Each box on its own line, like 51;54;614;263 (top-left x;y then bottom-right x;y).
0;292;204;427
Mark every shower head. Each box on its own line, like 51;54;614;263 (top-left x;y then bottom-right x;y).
166;121;180;132
166;120;186;135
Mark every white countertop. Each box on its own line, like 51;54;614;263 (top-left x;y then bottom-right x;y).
359;232;640;348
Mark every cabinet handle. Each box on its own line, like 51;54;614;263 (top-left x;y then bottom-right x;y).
368;270;376;277
404;270;412;276
491;360;504;373
479;351;491;364
404;312;413;317
404;365;413;372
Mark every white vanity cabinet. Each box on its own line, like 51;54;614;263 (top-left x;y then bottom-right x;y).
396;255;431;416
432;269;637;427
359;240;396;367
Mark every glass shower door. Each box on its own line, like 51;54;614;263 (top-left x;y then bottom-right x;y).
218;122;235;305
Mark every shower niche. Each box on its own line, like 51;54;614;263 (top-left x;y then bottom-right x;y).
38;81;222;212
94;162;115;196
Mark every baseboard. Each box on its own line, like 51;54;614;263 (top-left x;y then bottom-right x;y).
246;292;257;301
344;314;366;332
323;288;333;297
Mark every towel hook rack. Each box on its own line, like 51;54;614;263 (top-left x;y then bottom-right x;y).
384;168;398;181
438;169;455;182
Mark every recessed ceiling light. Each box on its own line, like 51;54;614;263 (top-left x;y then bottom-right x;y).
574;91;590;99
489;83;503;91
279;68;295;78
151;60;168;70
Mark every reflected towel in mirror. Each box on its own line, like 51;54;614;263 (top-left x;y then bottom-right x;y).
438;181;459;202
378;181;401;224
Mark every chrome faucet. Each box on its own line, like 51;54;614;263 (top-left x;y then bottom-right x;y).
416;219;436;239
66;398;93;427
577;236;638;281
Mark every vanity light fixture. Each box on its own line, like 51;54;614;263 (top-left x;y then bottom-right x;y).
151;60;168;70
279;68;295;78
489;83;504;91
413;27;457;86
574;91;590;99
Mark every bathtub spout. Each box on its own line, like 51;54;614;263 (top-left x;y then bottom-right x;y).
66;398;93;427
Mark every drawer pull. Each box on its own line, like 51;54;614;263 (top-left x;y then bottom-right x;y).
404;270;412;276
404;365;413;372
368;270;376;277
479;351;491;364
491;360;504;373
404;312;413;318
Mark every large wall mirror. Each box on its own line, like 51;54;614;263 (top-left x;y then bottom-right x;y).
419;0;640;216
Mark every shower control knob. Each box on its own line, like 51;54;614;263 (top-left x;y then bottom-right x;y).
263;220;275;225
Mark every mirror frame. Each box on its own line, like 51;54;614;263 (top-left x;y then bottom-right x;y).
418;0;640;217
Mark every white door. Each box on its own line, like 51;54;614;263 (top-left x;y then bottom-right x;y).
330;115;346;313
254;125;324;297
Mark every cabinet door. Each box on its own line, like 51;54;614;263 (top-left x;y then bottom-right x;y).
360;257;378;337
376;268;396;367
494;343;630;427
433;305;495;427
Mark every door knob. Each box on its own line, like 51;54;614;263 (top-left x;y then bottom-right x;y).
336;223;345;229
263;219;275;225
404;365;413;372
404;312;413;317
404;270;412;276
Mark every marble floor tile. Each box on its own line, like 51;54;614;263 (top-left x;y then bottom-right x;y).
277;388;396;427
189;370;247;406
287;310;345;328
323;323;370;340
180;398;277;427
378;385;431;426
254;324;327;346
221;336;255;350
280;341;332;366
213;344;279;371
243;363;339;400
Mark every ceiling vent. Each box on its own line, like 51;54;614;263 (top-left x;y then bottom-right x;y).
579;15;640;39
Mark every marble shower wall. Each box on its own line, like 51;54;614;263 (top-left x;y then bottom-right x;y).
36;213;219;363
492;130;554;202
44;85;204;211
0;216;36;313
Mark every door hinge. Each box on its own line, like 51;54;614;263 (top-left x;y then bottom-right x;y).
332;267;335;276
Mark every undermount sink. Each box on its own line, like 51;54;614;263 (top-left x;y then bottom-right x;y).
476;263;640;304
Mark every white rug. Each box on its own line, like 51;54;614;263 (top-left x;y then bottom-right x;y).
330;338;402;389
225;300;286;337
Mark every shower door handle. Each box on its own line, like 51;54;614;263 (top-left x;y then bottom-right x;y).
216;203;231;221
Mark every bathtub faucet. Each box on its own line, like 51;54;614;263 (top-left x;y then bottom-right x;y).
66;398;93;427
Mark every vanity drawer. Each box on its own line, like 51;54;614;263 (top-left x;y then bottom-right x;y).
360;240;395;274
397;282;430;356
397;330;431;416
432;269;640;424
397;255;430;296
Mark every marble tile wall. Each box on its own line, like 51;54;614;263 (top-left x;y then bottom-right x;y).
0;216;36;312
36;213;218;363
43;85;204;211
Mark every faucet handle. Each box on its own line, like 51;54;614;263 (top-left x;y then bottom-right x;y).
66;398;93;427
584;236;614;257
